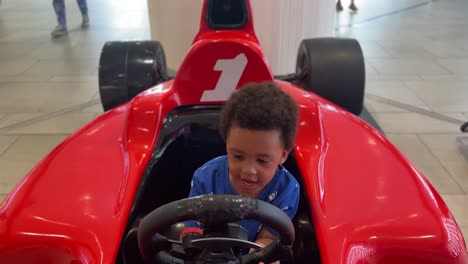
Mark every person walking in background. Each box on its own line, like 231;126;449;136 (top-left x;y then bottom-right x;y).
337;0;358;11
51;0;90;37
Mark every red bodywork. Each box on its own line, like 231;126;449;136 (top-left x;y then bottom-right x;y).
0;1;466;263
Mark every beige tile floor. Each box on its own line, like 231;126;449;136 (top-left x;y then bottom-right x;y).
0;0;467;242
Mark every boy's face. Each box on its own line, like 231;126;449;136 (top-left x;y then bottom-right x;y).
226;125;289;198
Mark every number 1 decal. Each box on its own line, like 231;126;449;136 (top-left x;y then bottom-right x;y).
201;53;248;102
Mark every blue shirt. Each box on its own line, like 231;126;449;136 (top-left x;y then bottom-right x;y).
187;155;300;242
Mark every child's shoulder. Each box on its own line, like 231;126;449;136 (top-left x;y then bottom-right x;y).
262;166;299;204
276;165;300;190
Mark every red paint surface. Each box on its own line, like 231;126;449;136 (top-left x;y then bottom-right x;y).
0;0;466;263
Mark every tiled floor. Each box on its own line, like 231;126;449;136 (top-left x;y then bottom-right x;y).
0;0;467;242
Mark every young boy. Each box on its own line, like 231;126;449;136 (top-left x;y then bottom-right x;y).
186;82;300;249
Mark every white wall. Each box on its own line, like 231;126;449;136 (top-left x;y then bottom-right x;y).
147;0;204;70
147;0;335;75
251;0;335;74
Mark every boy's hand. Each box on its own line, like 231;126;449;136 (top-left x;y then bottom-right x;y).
249;242;265;254
249;243;280;264
248;251;280;263
250;229;280;264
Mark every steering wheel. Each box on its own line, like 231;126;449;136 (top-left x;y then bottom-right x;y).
137;195;295;264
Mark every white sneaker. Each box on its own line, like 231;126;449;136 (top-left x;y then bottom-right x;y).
51;24;67;37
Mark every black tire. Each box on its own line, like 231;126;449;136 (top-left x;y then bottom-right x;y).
99;41;168;111
461;121;468;132
295;38;365;115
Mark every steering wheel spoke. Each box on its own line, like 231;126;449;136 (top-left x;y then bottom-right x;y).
191;237;262;250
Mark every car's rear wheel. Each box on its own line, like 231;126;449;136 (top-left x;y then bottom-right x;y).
99;41;168;111
295;38;365;116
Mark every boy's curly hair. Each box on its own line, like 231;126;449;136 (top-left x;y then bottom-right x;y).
219;82;298;150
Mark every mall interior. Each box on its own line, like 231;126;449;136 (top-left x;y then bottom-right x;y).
0;0;467;256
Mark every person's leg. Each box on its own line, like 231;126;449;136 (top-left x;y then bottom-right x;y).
53;0;66;26
76;0;89;27
76;0;88;16
350;0;358;11
52;0;67;36
336;0;343;11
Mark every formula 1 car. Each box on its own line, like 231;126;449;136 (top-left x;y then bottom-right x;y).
0;0;467;263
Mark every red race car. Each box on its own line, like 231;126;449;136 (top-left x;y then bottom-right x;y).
1;0;467;263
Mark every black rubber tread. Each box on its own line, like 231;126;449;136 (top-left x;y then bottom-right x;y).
99;41;168;111
295;38;365;115
461;121;468;132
